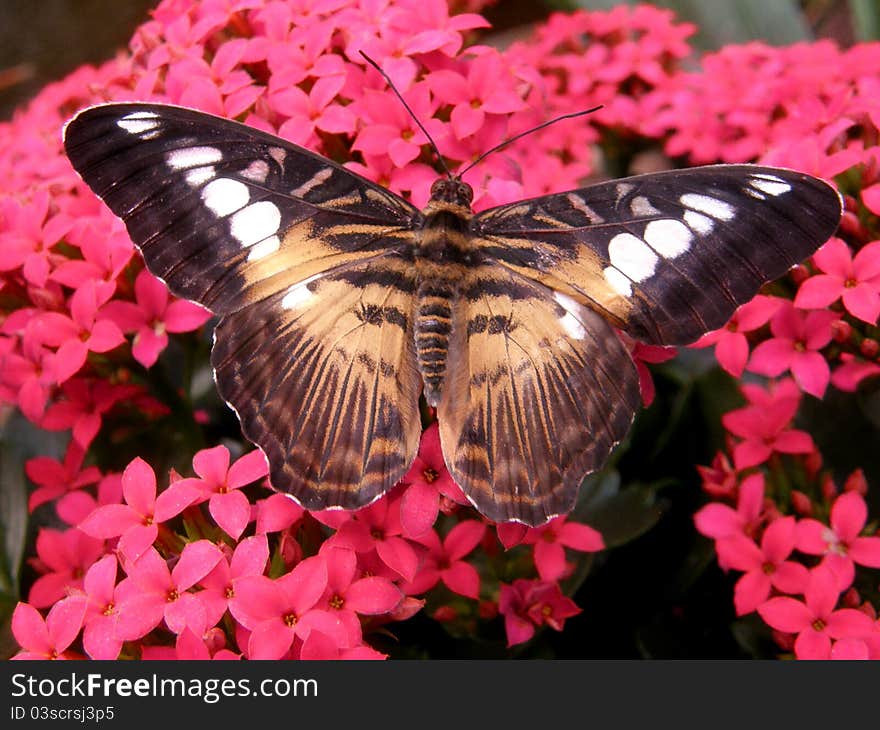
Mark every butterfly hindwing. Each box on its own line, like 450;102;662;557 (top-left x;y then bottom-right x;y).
63;103;420;315
438;263;640;525
211;252;423;510
474;165;843;346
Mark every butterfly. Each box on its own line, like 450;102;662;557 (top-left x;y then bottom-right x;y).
63;101;842;526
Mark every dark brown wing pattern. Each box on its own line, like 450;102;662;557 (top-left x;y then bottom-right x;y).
64;103;423;509
438;262;639;525
212;253;423;510
474;165;843;346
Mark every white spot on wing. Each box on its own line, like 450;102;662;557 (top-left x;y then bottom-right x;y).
630;195;661;217
680;193;735;221
291;168;332;198
269;147;287;166
117;118;160;135
749;177;791;196
608;232;658;282
241;160;270;183
185;166;215;187
247;235;280;262
202;178;250;216
281;274;322;310
166;146;223;170
553;292;586;339
644;219;692;258
603;266;632;297
230;201;281;247
684;211;713;234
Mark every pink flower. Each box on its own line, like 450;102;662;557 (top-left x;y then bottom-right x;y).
795;238;880;324
427;52;526;139
199;535;270;628
353;83;446;168
628;342;676;406
255;493;305;534
115;541;224;640
319;546;403;645
403;521;486;599
715;517;809;615
330;495;419;582
498;579;581;648
795;491;880;589
748;302;838;398
300;631;386;660
694;473;766;543
76;554;124;660
11;599;86;660
272;74;357;146
26;442;102;512
233;556;347;659
0;191;72;287
41;378;139;449
101;270;211;368
78;457;199;561
399;423;468;538
142;627;241;660
27;527;105;608
758;566;874;659
692;295;781;376
522;516;604;582
33;280;125;383
721;391;813;469
171;445;268;539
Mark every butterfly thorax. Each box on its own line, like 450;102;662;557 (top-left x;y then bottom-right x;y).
413;179;476;406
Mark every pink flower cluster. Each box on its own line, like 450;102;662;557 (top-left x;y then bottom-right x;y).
696;466;880;659
12;431;603;658
2;0;878;660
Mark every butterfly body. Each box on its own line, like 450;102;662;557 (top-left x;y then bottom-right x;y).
414;179;477;405
63;102;843;526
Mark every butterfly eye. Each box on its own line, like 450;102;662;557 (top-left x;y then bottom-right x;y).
430;179;445;197
458;182;473;205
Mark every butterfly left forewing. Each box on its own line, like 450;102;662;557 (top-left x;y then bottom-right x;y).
438;263;640;525
64;102;424;510
474;165;842;346
63;103;420;314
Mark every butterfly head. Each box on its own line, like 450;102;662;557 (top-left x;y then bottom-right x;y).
429;178;473;208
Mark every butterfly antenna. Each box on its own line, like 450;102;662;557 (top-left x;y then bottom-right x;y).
457;106;603;179
359;51;452;178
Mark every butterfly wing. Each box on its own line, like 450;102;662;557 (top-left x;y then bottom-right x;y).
64;102;423;509
63;102;420;314
212;253;422;510
438;263;640;525
473;165;843;345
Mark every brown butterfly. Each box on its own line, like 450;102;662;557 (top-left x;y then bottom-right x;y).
63;91;842;526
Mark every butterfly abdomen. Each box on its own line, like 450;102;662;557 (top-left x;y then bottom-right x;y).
415;278;454;406
414;194;475;406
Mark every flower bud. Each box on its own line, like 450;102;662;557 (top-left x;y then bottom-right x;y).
433;605;457;622
859;338;878;359
830;319;852;343
790;490;813;517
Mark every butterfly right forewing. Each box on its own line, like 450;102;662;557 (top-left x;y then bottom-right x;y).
474;165;842;346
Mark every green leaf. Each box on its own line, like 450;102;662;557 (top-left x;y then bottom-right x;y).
580;479;666;549
567;0;811;50
0;413;66;602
